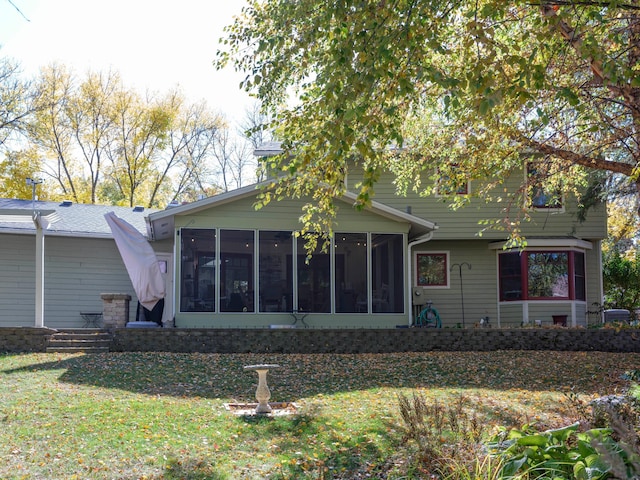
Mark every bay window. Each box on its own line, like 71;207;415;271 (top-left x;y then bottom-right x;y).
499;250;586;301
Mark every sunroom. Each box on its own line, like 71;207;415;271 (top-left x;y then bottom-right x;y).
146;184;437;328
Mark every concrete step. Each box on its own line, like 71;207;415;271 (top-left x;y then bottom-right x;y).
51;333;112;341
47;329;112;353
55;328;109;335
45;346;110;354
48;339;112;347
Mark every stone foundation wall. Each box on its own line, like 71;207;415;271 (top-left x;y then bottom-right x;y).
0;327;57;352
1;327;639;354
108;327;640;354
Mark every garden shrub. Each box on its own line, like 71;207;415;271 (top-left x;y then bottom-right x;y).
396;392;495;478
487;422;615;479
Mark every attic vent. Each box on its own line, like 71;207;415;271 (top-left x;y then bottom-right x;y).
59;200;73;207
133;206;144;212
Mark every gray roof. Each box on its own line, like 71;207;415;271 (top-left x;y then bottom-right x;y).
253;141;284;157
0;199;156;238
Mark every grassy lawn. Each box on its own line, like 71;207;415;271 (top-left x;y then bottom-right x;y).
1;350;638;479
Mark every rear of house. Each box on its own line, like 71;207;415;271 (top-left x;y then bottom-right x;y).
0;155;606;330
146;159;606;329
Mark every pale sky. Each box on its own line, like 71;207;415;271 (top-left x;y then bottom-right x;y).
0;0;253;123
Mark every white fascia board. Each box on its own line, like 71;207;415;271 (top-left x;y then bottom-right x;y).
148;183;264;222
489;238;593;250
1;229;114;239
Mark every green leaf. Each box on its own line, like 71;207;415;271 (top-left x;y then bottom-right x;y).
517;434;548;447
500;455;528;477
545;422;579;442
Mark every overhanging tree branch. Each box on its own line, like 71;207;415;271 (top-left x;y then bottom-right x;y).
540;3;639;109
522;136;636;177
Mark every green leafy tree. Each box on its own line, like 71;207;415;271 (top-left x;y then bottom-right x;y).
603;249;640;312
21;63;228;208
28;64;79;199
0;148;53;200
102;88;174;207
219;1;640;236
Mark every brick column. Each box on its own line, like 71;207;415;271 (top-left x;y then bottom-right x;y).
101;293;131;329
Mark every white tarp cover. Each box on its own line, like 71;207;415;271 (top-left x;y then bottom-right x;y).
104;212;165;310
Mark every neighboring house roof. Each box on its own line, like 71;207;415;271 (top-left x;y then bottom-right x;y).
0;199;155;239
147;182;438;241
253;141;284;157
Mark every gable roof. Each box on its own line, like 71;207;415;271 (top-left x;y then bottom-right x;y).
0;199;155;239
147;182;438;241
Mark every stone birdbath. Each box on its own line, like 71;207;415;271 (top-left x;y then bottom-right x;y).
244;364;280;414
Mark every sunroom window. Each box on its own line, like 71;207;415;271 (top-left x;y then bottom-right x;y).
258;231;293;312
179;228;405;314
296;236;331;313
220;230;254;312
180;229;216;312
371;234;404;313
335;233;367;313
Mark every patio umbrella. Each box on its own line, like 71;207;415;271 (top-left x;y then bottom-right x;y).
104;212;165;311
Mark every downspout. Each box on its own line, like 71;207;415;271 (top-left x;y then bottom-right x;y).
407;231;435;325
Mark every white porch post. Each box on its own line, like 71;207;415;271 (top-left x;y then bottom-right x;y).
34;213;45;328
27;177;46;328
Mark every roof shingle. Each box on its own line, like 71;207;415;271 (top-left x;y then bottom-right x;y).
0;199;155;238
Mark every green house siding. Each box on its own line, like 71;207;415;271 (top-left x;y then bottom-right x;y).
412;240;499;328
349;169;607;240
499;303;526;327
585;243;604;324
174;196;410;234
